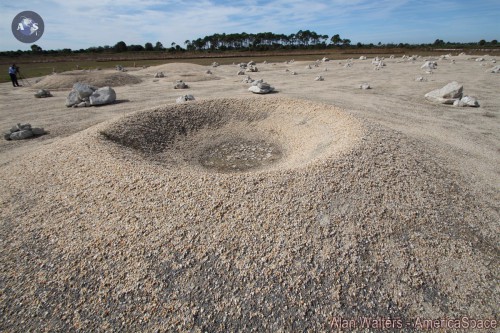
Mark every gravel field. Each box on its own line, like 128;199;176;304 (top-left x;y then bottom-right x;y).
1;54;499;331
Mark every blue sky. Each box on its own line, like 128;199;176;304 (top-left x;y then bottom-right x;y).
1;0;499;51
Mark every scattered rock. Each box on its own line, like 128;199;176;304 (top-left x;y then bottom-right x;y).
66;91;81;107
237;70;245;75
475;58;485;62
34;89;52;98
73;82;96;99
176;95;196;103
453;96;480;107
425;81;463;104
490;66;500;73
359;83;371;90
173;80;189;89
415;76;427;82
89;87;116;106
116;65;127;72
206;70;213;75
421;61;437;70
154;72;165;78
315;76;324;81
242;76;254;84
4;123;46;140
248;81;274;94
212;62;219;67
246;65;258;72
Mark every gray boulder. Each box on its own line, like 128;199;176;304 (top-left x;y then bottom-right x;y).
34;89;52;98
10;130;33;140
491;65;500;73
425;81;463;104
248;81;274;94
89;87;116;106
66;90;80;107
173;80;188;89
31;127;46;135
73;82;96;99
176;95;195;103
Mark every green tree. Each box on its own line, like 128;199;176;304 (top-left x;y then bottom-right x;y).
154;41;164;51
31;44;42;52
145;42;153;51
331;34;341;45
114;41;127;52
478;39;486;46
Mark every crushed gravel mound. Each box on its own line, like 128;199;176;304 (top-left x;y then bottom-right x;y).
1;97;498;332
32;70;142;89
101;98;362;172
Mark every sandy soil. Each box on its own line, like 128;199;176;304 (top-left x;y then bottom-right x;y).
1;54;499;332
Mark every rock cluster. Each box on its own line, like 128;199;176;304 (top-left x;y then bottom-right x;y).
66;83;116;107
425;81;479;107
34;89;52;98
173;80;189;89
421;61;437;71
176;95;195;103
4;123;46;140
248;80;274;94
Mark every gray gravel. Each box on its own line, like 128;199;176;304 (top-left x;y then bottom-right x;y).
1;97;498;331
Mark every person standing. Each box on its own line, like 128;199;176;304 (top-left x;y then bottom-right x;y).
9;64;20;87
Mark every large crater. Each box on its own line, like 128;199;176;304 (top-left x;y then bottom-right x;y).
101;97;363;173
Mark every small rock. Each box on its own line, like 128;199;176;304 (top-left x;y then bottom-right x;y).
173;80;189;89
315;76;324;81
154;72;165;78
176;95;195;103
10;130;33;140
248;81;274;94
31;128;46;135
34;89;52;98
453;96;480;107
359;83;371;90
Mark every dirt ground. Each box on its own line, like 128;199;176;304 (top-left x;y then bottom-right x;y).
1;54;498;331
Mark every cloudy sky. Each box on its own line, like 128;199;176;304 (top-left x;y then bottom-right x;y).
1;0;499;51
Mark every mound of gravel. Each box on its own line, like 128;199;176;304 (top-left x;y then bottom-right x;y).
100;98;361;172
1;97;497;331
32;71;142;89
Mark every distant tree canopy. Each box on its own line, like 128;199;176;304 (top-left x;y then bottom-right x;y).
1;31;499;56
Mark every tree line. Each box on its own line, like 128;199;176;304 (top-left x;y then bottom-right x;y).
1;30;498;56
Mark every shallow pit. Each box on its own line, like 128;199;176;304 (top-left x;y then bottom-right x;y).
101;97;363;173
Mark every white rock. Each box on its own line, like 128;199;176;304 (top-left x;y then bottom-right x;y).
425;81;463;104
475;58;484;62
453;96;479;107
421;61;437;70
248;81;274;94
322;57;330;62
359;56;367;60
359;83;371;90
154;72;164;78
